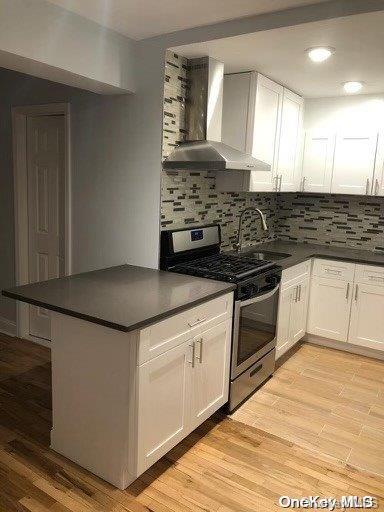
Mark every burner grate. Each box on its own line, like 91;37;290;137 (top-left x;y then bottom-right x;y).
171;253;274;281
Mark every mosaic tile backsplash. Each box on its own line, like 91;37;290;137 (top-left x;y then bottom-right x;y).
161;51;384;253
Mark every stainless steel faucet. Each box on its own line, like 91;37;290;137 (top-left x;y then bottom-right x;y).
235;207;268;252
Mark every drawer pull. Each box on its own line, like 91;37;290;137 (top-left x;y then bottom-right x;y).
354;284;359;302
368;275;384;282
250;364;263;378
188;317;207;327
324;268;341;275
345;282;350;300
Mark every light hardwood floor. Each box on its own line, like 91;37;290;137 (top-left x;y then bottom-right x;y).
232;342;384;476
0;333;384;511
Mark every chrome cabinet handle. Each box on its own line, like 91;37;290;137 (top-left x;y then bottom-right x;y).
188;317;207;328
294;285;299;302
297;284;301;302
279;174;283;191
375;178;380;195
302;177;306;192
196;337;203;363
366;178;370;195
354;284;359;302
188;341;196;367
346;282;350;300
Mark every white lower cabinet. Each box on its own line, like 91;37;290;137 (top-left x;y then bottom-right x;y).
190;320;231;430
276;261;310;359
306;260;384;351
307;276;352;342
137;316;232;474
348;282;384;351
137;341;191;474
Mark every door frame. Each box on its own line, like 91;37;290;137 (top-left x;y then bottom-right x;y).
12;103;71;345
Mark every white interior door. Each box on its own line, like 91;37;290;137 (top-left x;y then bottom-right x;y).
301;131;335;193
331;132;378;195
27;114;65;341
277;88;303;192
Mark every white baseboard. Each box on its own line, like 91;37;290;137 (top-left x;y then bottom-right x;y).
0;315;17;337
303;334;384;361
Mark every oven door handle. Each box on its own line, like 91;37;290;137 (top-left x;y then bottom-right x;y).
237;284;280;308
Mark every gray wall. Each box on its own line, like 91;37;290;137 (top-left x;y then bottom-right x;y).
0;67;137;325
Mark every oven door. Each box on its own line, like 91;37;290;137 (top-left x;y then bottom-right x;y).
231;284;279;379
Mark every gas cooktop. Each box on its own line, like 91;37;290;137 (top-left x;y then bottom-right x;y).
170;253;275;283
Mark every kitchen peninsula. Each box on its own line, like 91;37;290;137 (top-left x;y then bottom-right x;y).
3;265;235;489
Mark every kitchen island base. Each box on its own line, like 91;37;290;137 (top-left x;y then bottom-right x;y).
49;292;233;489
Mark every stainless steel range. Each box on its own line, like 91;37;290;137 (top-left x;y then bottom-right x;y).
160;224;281;411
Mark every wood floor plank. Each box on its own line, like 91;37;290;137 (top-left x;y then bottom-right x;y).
1;335;384;511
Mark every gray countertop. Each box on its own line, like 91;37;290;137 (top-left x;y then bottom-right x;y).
2;265;235;333
237;240;384;270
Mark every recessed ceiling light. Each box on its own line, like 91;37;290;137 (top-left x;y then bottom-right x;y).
343;81;363;94
306;46;334;63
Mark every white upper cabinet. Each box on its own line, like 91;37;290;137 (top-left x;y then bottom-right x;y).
301;131;336;193
276;89;304;192
222;73;252;153
373;132;384;196
220;72;302;193
249;74;283;192
331;132;378;195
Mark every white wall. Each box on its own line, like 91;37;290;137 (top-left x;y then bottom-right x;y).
0;68;138;326
0;0;136;94
304;94;384;132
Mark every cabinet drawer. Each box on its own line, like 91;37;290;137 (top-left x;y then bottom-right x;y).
281;260;310;288
138;293;233;364
312;259;355;281
354;264;384;286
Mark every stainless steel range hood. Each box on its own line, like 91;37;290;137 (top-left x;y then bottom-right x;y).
162;56;270;172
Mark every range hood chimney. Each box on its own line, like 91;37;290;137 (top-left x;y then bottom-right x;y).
162;57;270;172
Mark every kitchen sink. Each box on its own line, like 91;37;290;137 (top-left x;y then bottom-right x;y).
244;250;291;261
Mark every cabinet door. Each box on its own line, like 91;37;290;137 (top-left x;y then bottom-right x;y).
348;283;384;351
301;131;335;193
307;277;352;342
190;319;231;430
276;283;295;359
373;132;384;196
331;133;378;195
249;74;283;192
222;73;252;153
277;88;304;192
290;278;309;344
137;342;192;473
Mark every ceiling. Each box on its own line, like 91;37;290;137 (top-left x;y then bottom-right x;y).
172;11;384;98
45;0;330;41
